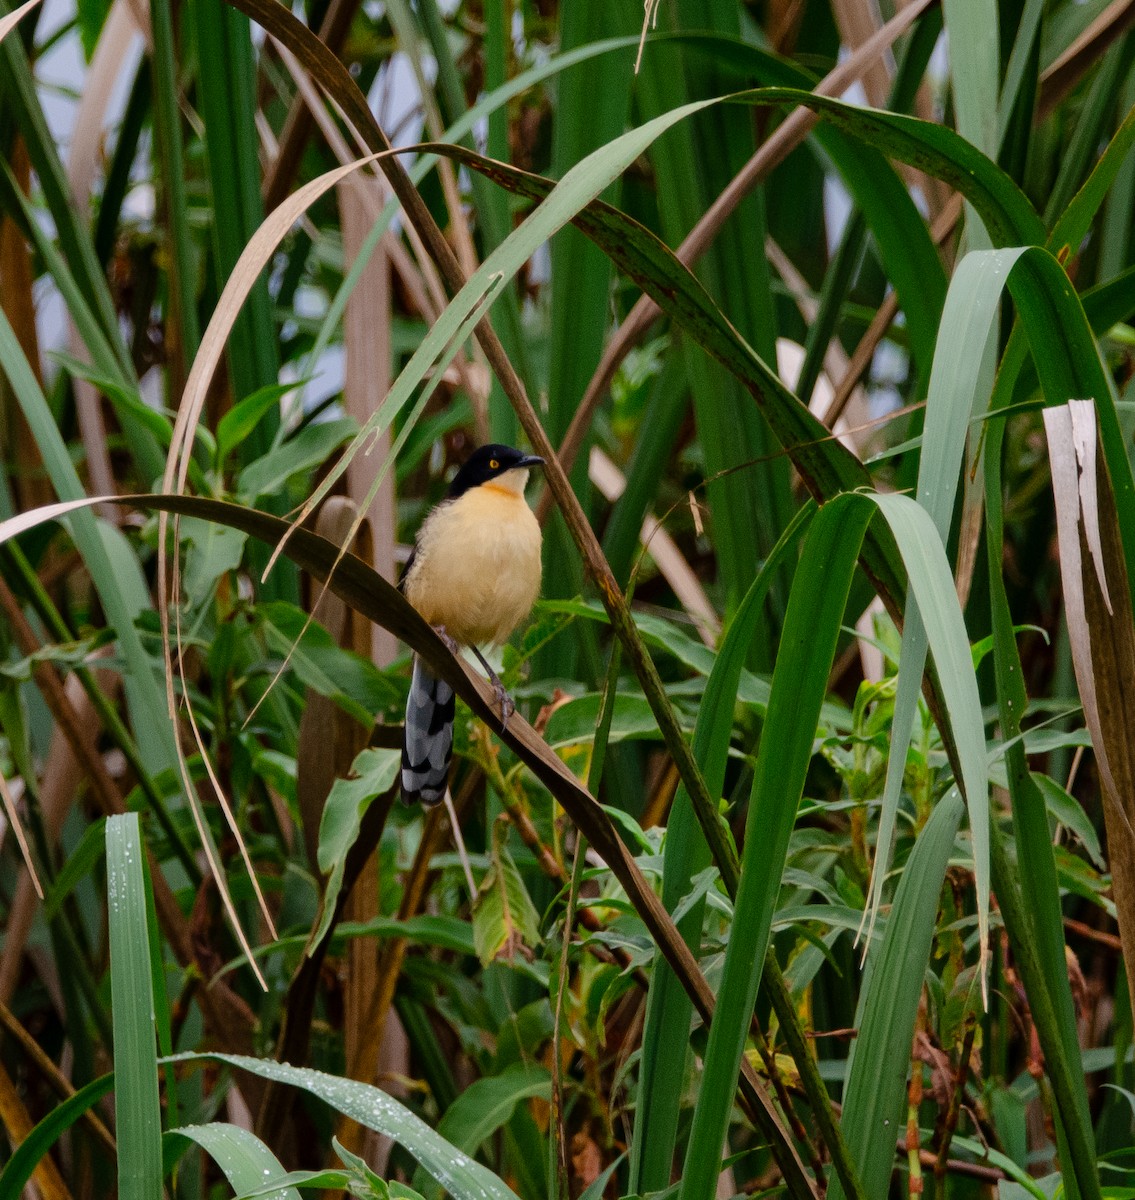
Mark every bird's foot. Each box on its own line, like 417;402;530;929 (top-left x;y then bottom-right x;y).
472;646;515;730
432;624;461;655
493;679;516;731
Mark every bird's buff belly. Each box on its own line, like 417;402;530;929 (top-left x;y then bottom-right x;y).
404;487;542;647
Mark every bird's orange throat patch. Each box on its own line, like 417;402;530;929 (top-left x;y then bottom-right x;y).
479;467;530;498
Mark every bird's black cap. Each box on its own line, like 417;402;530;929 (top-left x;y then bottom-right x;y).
447;444;545;499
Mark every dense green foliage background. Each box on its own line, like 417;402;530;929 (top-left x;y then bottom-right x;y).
1;0;1135;1196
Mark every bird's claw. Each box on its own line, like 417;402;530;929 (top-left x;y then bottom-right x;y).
494;680;515;731
468;646;515;731
432;624;461;655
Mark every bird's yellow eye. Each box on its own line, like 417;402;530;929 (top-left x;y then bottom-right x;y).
489;458;499;470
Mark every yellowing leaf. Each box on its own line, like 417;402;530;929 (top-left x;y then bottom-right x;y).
472;818;542;967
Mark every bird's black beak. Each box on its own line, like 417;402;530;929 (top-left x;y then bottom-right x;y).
516;454;545;470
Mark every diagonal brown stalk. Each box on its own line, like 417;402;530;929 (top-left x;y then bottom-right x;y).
27;486;817;1197
0;1000;116;1154
0;1059;72;1200
220;0;754;1069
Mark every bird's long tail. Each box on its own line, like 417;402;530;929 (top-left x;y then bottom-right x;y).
401;657;455;806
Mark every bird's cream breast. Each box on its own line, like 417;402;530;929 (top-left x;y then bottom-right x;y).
404;485;542;647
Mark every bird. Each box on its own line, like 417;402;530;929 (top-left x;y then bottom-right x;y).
400;443;545;805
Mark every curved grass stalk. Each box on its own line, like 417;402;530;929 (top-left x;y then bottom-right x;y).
156;150;393;982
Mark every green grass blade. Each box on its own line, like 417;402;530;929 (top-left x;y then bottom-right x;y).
548;3;638;448
1098;70;1135;280
106;813;162;1200
869;492;990;978
416;1063;550;1198
811;127;946;389
635;16;792;632
1013;267;1135;405
796;209;866;408
411;0;528;445
94;61;150;265
631;500;817;1194
602;352;688;587
867;248;1025;941
998;0;1044;156
828;791;965;1200
806;3;945;388
677;495;874;1200
171;1124;302;1200
142;840;178;1129
942;0;999;247
482;0;507;164
170;1053;521;1200
540;2;639;676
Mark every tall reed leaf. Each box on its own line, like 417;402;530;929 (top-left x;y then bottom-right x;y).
870;492;990;981
1049;103;1135;257
678;494;874;1200
942;0;1000;159
106;814;162;1200
631;502;817;1194
194;0;279;456
866;248;1027;945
